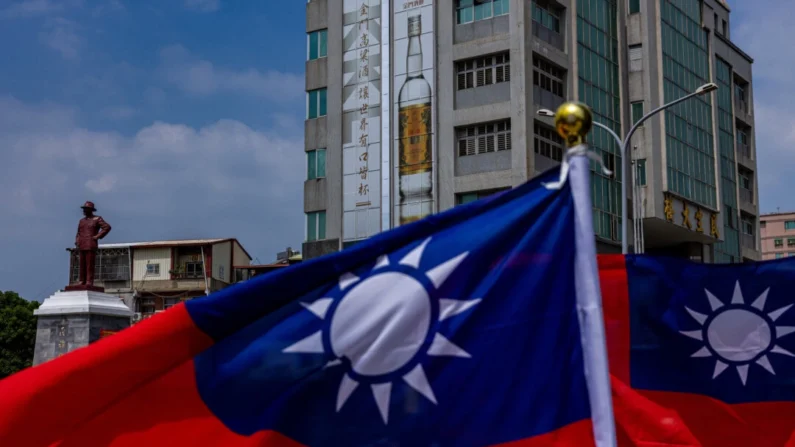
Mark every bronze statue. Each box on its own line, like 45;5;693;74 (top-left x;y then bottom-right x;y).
74;201;111;287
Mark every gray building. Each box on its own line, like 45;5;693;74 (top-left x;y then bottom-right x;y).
303;0;760;263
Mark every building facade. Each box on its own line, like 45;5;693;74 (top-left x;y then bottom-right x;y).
760;213;795;260
303;0;760;262
67;238;253;321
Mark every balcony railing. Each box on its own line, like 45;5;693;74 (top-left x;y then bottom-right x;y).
171;271;205;280
741;233;755;250
735;99;748;114
532;22;564;51
533;86;565;111
738;143;751;159
739;188;753;204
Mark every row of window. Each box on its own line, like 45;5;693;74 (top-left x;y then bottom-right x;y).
773;237;795;247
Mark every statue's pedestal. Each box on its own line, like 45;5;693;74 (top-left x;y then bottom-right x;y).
32;289;133;366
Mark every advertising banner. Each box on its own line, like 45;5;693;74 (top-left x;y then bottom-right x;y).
393;0;435;226
342;0;383;242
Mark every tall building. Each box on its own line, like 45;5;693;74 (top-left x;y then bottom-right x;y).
759;212;795;260
303;0;759;262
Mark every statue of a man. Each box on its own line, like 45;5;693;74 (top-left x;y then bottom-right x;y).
75;201;112;287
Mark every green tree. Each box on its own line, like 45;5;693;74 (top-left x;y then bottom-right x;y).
0;290;40;379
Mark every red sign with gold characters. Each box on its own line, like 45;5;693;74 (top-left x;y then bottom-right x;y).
99;329;118;339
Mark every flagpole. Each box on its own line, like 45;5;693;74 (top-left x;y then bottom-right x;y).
553;102;617;447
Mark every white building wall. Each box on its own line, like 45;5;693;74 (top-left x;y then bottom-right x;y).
132;247;171;281
212;241;232;283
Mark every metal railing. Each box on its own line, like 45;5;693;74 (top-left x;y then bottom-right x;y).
740;188;753;204
738;143;751;159
741;233;755;250
532;22;564;50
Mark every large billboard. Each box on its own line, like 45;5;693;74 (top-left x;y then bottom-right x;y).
392;0;435;227
342;0;383;242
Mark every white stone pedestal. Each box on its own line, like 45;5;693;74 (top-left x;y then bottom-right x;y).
32;290;133;365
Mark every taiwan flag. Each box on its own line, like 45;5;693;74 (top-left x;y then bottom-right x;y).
0;166;614;447
600;254;795;446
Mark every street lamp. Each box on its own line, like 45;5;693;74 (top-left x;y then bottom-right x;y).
537;82;718;254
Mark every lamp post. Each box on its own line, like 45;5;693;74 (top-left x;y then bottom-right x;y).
537;82;718;254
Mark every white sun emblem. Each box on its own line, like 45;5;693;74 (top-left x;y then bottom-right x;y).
282;238;480;424
681;281;795;385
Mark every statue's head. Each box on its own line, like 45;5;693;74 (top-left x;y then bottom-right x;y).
81;201;96;216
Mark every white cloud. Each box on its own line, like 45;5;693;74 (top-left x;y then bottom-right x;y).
158;44;304;101
39;17;82;60
0;95;304;222
184;0;220;12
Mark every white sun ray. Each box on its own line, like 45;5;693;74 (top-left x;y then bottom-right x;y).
373;255;390;270
713;360;729;378
756;355;775;375
731;281;745;304
426;252;469;289
439;298;481;321
768;304;793;322
777;326;795;338
399;238;432;268
301;298;333;319
403;364;437;405
371;383;392;423
772;345;795;357
283;331;324;353
339;272;360;290
685;306;708;325
337;374;358;411
691;346;711;357
737;364;749;385
680;330;703;341
428;333;471;358
705;289;724;311
751;288;770;311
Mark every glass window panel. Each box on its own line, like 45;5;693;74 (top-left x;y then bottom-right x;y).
307;150;317;180
318;211;327;240
319;88;327;116
307;213;317;241
317;149;326;178
319;30;327;58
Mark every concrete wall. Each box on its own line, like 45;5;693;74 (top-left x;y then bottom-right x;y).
132;247;171;281
212;241;232;283
33;314;129;366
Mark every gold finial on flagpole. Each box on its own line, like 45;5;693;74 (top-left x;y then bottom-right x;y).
554;102;593;148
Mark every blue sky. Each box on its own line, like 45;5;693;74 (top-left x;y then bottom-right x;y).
0;0;791;301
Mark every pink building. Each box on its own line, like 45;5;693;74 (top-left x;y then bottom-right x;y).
760;212;795;260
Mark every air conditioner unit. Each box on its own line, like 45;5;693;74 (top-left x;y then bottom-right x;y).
132;312;142;323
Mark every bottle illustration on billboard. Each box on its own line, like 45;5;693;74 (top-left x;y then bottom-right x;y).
397;14;432;226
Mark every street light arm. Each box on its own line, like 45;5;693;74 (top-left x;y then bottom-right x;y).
591;121;623;148
622;88;707;149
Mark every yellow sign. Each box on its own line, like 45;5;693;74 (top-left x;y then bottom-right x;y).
695;208;704;233
664;196;674;222
681;206;692;229
710;213;720;238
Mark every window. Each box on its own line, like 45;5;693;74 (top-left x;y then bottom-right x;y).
534;122;564;162
164;297;180;310
776;253;784;259
739;172;751;191
456;189;507;205
775;238;783;247
636;159;647;186
457;120;512;156
146;263;160;275
307;148;327;180
629;0;640;14
456;53;510;90
532;57;565;109
788;238;795;247
140;297;155;315
307;88;327;119
631;101;644;126
628;45;642;72
307;29;327;60
714;13;718;32
786;221;795;230
722;19;727;36
185;262;203;278
532;0;563;49
741;219;754;235
306;211;326;242
456;0;509;25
